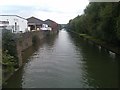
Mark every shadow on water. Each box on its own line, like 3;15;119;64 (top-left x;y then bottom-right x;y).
2;33;58;88
69;32;119;88
3;30;120;88
22;33;58;63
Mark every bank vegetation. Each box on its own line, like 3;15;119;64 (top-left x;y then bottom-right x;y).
2;30;19;82
67;2;120;54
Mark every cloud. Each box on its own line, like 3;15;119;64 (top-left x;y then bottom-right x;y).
0;0;89;24
89;0;119;2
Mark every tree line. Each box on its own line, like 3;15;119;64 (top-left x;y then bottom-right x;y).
67;2;120;45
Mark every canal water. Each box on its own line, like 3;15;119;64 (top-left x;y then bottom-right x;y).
3;29;119;88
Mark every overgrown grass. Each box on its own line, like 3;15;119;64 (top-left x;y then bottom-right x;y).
78;33;120;55
79;34;105;44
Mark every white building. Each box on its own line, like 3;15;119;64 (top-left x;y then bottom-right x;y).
41;24;52;31
0;15;28;33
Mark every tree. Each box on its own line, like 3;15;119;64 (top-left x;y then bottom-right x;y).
67;2;120;45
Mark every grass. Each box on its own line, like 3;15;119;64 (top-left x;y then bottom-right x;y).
79;34;105;45
69;31;120;55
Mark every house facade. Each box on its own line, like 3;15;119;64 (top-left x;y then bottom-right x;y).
44;19;59;31
0;15;28;33
27;17;60;31
27;17;44;31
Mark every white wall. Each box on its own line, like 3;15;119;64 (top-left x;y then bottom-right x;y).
0;15;28;33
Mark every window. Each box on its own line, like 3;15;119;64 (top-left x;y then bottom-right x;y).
15;22;17;31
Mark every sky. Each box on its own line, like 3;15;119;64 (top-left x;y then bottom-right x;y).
0;0;89;24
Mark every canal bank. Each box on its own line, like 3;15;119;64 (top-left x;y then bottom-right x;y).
3;30;119;88
2;30;58;85
68;30;120;55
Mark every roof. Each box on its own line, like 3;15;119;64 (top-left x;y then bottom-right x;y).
27;17;44;25
0;15;26;20
44;19;58;26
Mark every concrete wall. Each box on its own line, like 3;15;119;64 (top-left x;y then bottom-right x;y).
16;30;56;67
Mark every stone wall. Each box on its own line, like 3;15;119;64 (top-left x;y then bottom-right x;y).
16;30;58;67
16;31;46;67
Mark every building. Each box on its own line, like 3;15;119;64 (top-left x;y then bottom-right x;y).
27;17;44;31
27;17;60;32
40;24;52;31
44;19;59;31
0;15;28;33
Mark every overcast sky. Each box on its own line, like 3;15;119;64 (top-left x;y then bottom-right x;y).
0;0;90;24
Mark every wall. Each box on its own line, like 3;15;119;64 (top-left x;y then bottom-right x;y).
0;15;28;33
16;30;52;67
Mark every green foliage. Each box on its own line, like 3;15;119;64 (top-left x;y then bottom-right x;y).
67;2;120;45
116;15;120;40
2;50;16;72
2;30;18;67
2;30;18;59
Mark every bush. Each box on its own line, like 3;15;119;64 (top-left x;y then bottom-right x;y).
2;29;18;67
2;50;16;72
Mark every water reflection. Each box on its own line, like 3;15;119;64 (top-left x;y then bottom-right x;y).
69;33;119;88
3;30;119;88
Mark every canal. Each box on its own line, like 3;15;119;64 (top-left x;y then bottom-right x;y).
3;29;119;88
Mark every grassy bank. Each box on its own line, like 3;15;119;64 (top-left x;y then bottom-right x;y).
2;50;18;84
2;30;19;85
69;30;120;55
